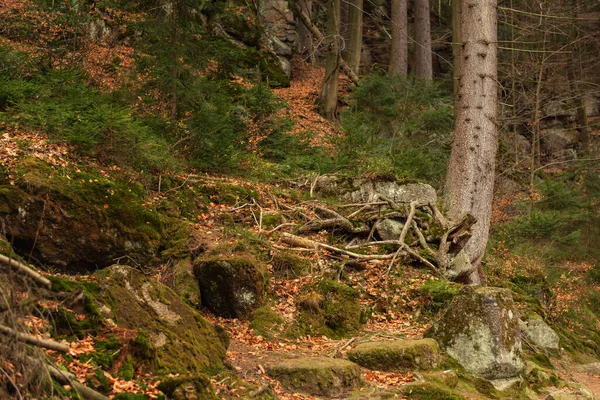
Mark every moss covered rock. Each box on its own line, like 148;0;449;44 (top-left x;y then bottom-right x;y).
425;286;524;381
347;339;440;371
194;256;267;319
521;317;560;353
249;306;284;339
266;357;361;397
296;280;363;339
172;258;202;309
94;265;227;374
157;375;218;400
0;159;160;272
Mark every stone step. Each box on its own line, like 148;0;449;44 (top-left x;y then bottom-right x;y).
266;356;361;397
347;338;440;371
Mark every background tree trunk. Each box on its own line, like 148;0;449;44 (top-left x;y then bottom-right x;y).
346;0;363;75
389;0;408;76
414;0;432;80
444;0;498;284
296;0;315;64
319;0;341;120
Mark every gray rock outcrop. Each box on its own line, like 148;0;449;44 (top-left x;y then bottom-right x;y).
347;339;440;371
521;317;560;353
425;286;524;381
258;0;297;79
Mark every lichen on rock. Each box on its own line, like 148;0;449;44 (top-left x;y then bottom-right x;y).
425;286;524;381
194;255;268;319
93;265;227;375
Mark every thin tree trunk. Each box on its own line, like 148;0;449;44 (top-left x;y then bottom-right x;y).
444;0;498;284
319;0;341;120
414;0;432;80
389;0;408;76
297;0;315;63
451;0;461;97
169;0;178;132
570;0;590;156
346;0;363;75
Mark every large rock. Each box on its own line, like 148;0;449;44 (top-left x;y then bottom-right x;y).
376;218;405;241
258;0;297;81
443;250;475;282
94;265;227;374
315;175;437;206
347;339;440;371
194;256;267;319
0;159;159;272
266;357;361;397
425;286;524;381
521;317;560;353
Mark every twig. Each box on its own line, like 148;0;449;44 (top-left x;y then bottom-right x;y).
265;223;297;235
338;201;389;208
399;201;417;245
0;324;69;353
165;173;192;193
330;337;356;358
280;233;398;260
309;174;320;198
0;254;51;289
345;240;403;250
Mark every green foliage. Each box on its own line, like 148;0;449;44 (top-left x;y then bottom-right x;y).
493;171;599;262
335;74;453;186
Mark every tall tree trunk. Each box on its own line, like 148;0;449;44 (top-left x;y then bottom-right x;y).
169;0;179;133
389;0;408;76
444;0;498;284
297;0;315;64
414;0;432;80
569;0;590;156
319;0;341;120
451;0;461;98
346;0;363;75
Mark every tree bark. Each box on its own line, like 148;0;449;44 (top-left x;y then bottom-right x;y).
346;0;363;75
451;0;462;97
319;0;341;120
389;0;408;76
444;0;498;284
414;0;432;80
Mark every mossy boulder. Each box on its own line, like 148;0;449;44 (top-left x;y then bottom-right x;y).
93;265;227;374
194;256;268;319
0;159;159;272
296;280;363;339
425;286;524;381
347;339;440;371
272;251;311;278
421;370;459;389
266;357;361;397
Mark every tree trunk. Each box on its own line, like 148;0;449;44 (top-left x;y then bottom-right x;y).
569;0;590;156
451;0;461;97
296;0;315;64
414;0;432;80
444;0;498;284
319;0;341;120
346;0;363;75
389;0;408;76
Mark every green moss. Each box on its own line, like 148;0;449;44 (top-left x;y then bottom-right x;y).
157;375;218;400
294;280;363;339
401;382;465;400
347;339;440;371
419;279;460;314
272;251;311;278
118;357;135;381
249;306;284;339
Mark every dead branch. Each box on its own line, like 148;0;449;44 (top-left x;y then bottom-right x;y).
265;223;297;234
0;324;69;353
0;254;51;289
47;364;110;400
436;213;477;269
280;233;398;260
398;201;417;245
330;337;356;358
298;217;354;234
